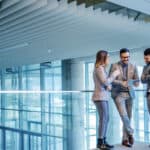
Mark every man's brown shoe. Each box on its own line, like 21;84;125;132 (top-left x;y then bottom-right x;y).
128;135;134;145
122;140;132;147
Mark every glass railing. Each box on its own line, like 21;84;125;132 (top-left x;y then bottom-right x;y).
0;90;149;150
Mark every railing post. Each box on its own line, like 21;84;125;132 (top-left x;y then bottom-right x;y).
29;135;31;150
2;129;6;150
19;132;24;150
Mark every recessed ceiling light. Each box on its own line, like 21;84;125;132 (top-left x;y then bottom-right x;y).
47;49;52;53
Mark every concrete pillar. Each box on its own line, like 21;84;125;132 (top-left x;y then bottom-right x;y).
40;65;47;150
62;59;85;150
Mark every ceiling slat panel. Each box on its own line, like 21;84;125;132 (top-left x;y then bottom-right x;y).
0;0;150;67
0;0;20;11
0;0;37;19
0;1;79;43
0;0;48;26
0;1;72;34
0;1;149;48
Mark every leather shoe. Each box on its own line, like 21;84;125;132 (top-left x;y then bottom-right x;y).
104;137;114;149
128;135;134;145
122;140;132;147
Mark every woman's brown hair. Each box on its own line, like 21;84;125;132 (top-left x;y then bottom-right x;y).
95;50;108;68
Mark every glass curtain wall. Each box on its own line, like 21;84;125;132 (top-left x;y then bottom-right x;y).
0;59;150;150
0;61;63;150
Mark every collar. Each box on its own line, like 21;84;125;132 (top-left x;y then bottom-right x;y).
119;61;128;67
146;63;150;66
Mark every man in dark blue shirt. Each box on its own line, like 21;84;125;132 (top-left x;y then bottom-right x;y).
141;48;150;147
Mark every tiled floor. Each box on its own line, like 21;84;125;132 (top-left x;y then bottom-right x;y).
90;142;150;150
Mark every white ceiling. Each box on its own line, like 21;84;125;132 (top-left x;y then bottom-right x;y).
108;0;150;15
0;0;150;68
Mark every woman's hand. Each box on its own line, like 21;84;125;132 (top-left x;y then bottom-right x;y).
122;81;128;87
106;85;112;91
112;70;120;78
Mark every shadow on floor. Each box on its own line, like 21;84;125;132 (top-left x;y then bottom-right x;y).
90;142;150;150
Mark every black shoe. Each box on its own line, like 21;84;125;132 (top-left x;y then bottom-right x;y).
122;140;132;147
97;144;110;150
104;137;114;149
97;138;110;150
128;135;134;145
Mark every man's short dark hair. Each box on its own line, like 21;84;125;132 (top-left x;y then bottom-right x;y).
144;48;150;56
120;48;130;55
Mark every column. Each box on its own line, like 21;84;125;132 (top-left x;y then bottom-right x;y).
18;67;24;150
62;59;85;150
40;64;47;150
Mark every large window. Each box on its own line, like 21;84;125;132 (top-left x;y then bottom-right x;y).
0;58;150;150
0;61;64;150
